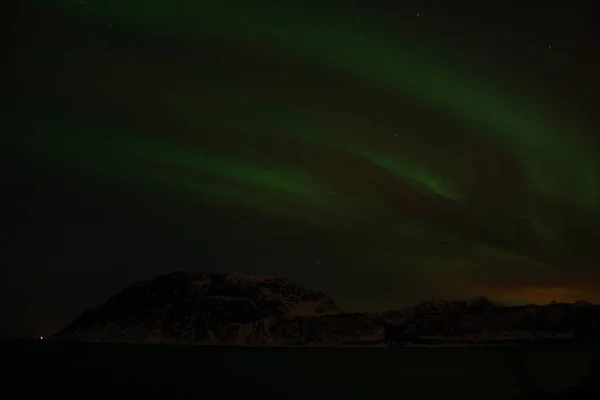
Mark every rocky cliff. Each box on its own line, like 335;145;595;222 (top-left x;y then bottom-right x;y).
56;272;600;346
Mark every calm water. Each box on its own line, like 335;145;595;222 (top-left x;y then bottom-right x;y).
3;340;599;399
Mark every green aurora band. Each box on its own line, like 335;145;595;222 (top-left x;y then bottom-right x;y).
12;0;600;303
37;0;598;209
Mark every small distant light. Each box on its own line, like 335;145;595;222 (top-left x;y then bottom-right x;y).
40;336;44;340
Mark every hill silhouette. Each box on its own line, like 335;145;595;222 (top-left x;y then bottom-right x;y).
57;271;600;346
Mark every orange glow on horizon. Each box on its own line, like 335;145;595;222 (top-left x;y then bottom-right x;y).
478;285;600;306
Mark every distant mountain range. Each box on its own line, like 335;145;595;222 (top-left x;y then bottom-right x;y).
56;271;600;346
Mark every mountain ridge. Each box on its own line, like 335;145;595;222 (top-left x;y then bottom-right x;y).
56;271;600;346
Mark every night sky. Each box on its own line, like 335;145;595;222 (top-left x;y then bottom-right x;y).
2;0;599;338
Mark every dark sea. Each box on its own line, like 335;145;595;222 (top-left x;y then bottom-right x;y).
2;340;599;399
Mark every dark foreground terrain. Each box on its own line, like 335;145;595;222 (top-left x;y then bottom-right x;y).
2;340;599;399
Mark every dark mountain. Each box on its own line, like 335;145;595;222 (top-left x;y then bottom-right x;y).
383;299;600;345
56;272;600;346
56;271;381;346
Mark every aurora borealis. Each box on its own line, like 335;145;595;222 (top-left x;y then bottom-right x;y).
3;1;599;336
